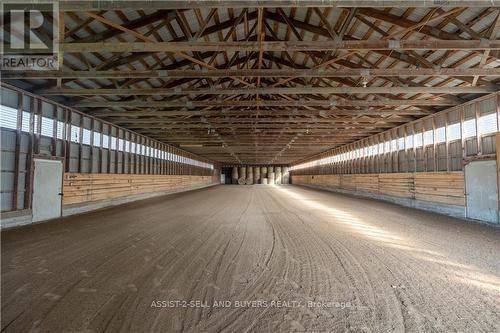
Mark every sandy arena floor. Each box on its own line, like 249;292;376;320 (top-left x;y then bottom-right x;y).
2;185;499;332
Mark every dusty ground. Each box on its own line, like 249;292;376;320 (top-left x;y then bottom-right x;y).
1;185;499;332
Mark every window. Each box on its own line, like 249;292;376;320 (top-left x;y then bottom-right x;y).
70;126;80;143
110;137;117;150
82;129;91;145
0;105;18;130
463;118;476;138
448;122;461;141
391;139;397;152
118;139;124;151
405;135;413;149
40;117;53;137
57;121;65;139
435;127;445;143
424;130;433;145
414;133;423;148
398;137;405;150
93;132;101;147
22;111;31;132
478;113;497;136
102;135;109;148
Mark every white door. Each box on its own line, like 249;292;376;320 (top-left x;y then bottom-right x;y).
32;159;63;222
465;160;498;224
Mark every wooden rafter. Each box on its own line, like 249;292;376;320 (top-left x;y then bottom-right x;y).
3;4;499;164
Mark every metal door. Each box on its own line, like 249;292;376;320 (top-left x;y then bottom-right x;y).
32;159;63;222
465;160;498;223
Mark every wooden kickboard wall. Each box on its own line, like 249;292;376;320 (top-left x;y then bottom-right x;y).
292;172;465;206
63;173;216;205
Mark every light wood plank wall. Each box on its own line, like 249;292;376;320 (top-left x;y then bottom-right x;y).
292;172;465;206
63;173;217;205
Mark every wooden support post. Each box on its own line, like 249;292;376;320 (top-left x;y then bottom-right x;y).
403;126;408;173
78;116;83;173
137;136;142;174
167;146;171;175
24;97;35;209
420;123;424;172
171;146;175;175
177;148;181;175
12;92;23;210
142;137;146;174
150;141;154;175
148;139;152;175
128;133;131;174
412;124;417;172
432;117;437;172
107;124;112;174
475;101;481;156
89;118;94;173
375;136;380;173
460;105;466;169
35;99;42;155
154;141;158;175
160;144;164;175
171;147;176;175
111;126;119;173
174;148;178;175
64;109;70;172
98;121;103;173
445;113;450;172
395;132;400;172
119;130;123;173
51;108;57;157
133;133;138;174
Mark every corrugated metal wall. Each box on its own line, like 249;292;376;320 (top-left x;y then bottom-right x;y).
0;84;218;213
291;92;499;175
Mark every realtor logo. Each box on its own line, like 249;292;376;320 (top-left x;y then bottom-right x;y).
1;1;59;70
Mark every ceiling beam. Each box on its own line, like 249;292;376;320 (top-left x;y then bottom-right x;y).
92;109;429;117
74;99;456;108
7;68;499;79
74;10;176;43
56;1;500;11
357;8;463;40
39;86;499;96
96;11;259;70
60;40;500;53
